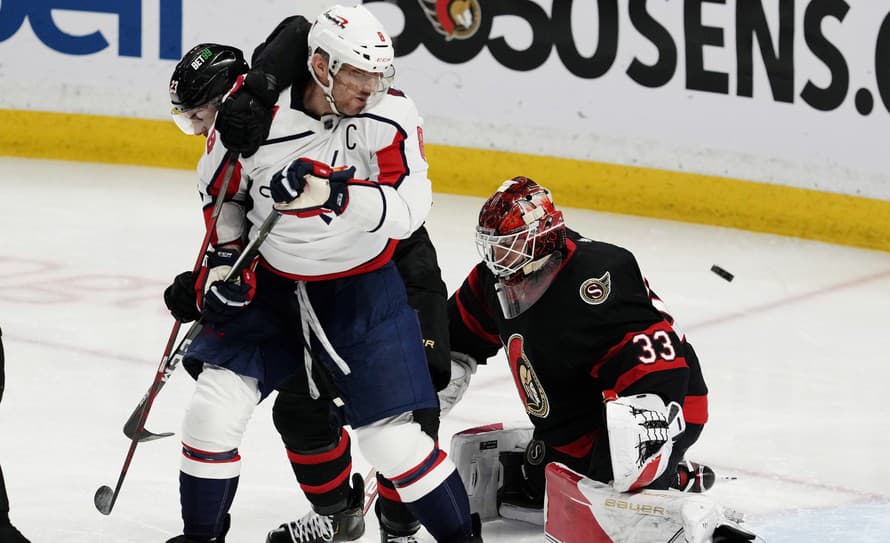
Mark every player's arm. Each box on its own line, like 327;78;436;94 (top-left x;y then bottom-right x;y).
447;264;502;364
437;264;503;414
585;254;692;492
340;97;432;238
393;226;451;391
196;139;248;247
215;16;311;157
250;15;311;90
270;99;432;239
164;141;250;324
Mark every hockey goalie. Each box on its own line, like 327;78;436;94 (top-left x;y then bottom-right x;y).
442;178;759;542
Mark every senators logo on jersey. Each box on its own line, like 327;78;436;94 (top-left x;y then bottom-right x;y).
580;272;611;305
507;334;550;418
417;0;482;40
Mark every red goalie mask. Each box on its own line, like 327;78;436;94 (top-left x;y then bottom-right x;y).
476;177;566;282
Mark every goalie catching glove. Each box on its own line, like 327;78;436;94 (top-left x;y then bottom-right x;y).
605;391;685;492
438;352;478;416
194;247;257;323
269;157;355;216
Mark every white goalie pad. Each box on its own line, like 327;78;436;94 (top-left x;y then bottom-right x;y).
606;392;685;492
544;462;757;543
450;423;533;521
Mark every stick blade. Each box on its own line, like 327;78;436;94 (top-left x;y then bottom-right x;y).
123;397;174;442
94;485;115;515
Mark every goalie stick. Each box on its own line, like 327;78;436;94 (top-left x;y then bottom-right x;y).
95;205;281;516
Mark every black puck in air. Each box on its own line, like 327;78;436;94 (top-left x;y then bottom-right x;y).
710;265;734;282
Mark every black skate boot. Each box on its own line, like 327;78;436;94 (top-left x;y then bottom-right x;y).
671;460;716;493
376;491;421;543
379;525;421;543
267;474;365;543
0;521;30;543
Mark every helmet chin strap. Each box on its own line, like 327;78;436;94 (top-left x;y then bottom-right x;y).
308;57;342;116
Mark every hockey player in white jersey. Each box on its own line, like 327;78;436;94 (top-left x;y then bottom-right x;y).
162;5;480;543
166;20;456;543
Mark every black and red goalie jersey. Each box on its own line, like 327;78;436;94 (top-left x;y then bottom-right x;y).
447;228;709;455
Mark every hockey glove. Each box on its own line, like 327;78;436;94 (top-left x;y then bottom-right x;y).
269;158;355;217
163;270;201;323
438;352;478;416
195;248;257;323
604;391;685;492
216;69;279;158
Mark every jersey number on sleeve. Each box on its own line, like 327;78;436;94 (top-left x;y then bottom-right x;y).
632;330;676;364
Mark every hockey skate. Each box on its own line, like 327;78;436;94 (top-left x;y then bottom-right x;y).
266;474;365;543
378;515;421;543
671;460;716;493
379;529;420;543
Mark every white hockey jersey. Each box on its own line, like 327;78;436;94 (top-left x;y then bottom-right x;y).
196;86;432;280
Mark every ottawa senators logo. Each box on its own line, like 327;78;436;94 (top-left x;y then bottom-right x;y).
507;334;550;418
417;0;482;40
580;272;611;305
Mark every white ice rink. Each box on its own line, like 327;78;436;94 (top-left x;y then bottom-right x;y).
1;157;889;542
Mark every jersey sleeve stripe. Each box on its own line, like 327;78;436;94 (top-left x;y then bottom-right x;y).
611;356;688;395
455;286;501;345
682;394;709;425
375;129;409;187
206;155;242;200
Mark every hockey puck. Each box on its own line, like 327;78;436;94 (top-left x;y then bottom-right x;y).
710;265;734;282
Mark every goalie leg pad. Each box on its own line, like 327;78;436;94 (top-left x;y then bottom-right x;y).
544;462;757;543
449;423;534;521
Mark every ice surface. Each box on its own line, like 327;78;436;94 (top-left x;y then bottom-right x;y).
1;158;888;542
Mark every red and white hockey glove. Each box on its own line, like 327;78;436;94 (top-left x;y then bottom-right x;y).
269;157;355;217
194;247;256;323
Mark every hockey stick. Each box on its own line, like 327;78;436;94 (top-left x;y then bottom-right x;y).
362;468;379;515
95;208;281;516
121;150;239;443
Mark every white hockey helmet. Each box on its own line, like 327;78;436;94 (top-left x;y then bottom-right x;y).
307;4;395;113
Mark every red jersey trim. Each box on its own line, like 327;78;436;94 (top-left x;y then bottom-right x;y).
455;287;501;345
552;430;599;459
259;238;399;281
683;394;709;425
375;128;408;187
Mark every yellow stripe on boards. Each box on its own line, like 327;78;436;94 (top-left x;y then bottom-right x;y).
429;146;890;253
0;109;203;169
2;109;888;252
